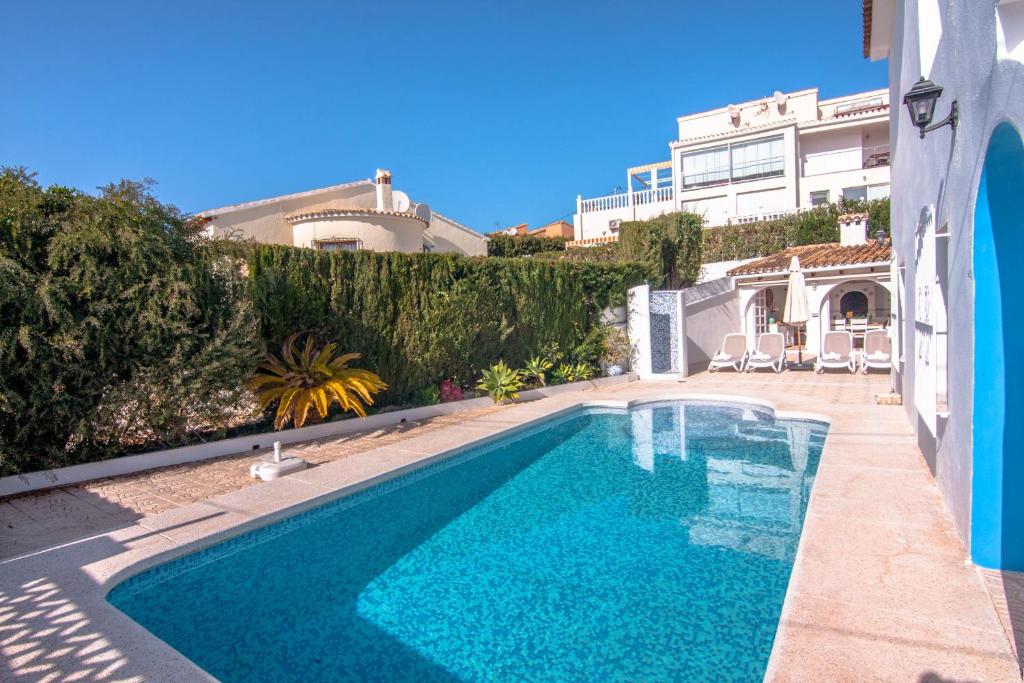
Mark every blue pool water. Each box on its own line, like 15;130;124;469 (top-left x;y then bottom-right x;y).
108;401;827;682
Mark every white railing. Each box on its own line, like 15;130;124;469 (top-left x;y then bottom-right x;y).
801;144;891;176
579;187;674;214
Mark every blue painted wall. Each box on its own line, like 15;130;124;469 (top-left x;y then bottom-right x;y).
972;122;1024;571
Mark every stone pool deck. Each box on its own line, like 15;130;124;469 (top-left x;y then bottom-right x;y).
1;370;1021;681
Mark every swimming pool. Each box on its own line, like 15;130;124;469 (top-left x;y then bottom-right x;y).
108;401;827;682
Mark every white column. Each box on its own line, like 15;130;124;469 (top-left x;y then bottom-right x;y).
627;284;653;377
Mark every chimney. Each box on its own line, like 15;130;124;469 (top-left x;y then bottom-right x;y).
375;169;393;211
838;213;869;246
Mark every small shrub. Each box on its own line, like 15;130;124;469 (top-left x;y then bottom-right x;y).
247;334;387;429
412;385;441;406
439;379;463;403
573;363;594;380
477;361;523;404
522;356;553;387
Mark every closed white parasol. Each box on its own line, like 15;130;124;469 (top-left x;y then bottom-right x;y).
783;256;811;368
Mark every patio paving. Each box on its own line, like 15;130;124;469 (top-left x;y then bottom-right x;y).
0;405;505;561
1;368;1021;681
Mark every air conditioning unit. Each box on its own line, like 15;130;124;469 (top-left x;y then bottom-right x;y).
608;219;622;231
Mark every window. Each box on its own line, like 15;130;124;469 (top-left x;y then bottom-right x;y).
315;238;361;252
730;136;784;181
842;186;867;203
681;135;785;189
810;190;830;206
682;145;730;188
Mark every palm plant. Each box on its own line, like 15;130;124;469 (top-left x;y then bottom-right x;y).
477;361;523;403
247;334;387;429
522;355;553;387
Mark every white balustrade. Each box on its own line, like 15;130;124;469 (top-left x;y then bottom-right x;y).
580;187;674;213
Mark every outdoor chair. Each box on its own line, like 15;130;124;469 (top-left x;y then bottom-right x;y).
860;329;892;373
816;331;856;374
745;333;786;373
708;333;749;373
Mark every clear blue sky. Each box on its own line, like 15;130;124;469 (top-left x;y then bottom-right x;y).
0;1;886;232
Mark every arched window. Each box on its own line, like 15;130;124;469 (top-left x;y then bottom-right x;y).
839;291;868;317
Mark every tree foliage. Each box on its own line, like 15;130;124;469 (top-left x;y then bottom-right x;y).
0;168;256;475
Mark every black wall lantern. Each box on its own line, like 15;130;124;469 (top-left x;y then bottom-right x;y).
903;77;959;139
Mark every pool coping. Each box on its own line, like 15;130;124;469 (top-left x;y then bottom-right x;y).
7;385;1008;681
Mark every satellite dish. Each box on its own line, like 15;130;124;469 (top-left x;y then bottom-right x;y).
392;190;411;213
774;90;788;108
414;202;432;224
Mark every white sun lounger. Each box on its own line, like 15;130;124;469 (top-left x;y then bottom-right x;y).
745;333;786;373
860;329;892;373
708;333;749;372
816;331;856;374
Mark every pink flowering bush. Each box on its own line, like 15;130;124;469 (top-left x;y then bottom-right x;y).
439;379;464;403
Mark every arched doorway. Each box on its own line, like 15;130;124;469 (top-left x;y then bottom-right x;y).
972;122;1024;571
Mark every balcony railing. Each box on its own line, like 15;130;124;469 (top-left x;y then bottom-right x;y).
862;144;890;168
578;187;674;214
801;145;891;176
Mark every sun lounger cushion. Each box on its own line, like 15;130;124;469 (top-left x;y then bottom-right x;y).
822;352;842;361
713;351;733;361
750;352;772;361
867;351;889;361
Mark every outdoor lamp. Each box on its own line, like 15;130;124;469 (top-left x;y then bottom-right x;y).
903;77;959;139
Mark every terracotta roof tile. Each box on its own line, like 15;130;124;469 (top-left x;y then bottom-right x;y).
727;240;891;276
285;207;428;225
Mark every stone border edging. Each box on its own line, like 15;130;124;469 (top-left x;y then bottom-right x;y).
0;374;636;498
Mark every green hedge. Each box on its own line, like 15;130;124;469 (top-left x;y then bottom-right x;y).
243;246;645;405
0;169;645;474
701;198;891;262
486;233;568;257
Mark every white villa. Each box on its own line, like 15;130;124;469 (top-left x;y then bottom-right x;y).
199;170;488;256
572;87;891;244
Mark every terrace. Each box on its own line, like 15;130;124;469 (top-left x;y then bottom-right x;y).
1;369;1020;681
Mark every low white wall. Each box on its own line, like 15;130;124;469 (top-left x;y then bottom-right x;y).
682;277;740;367
0;375;636;498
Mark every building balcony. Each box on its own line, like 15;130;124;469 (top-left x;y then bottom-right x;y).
578;187;674;214
801;144;890;177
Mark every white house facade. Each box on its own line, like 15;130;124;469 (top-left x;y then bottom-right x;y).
867;0;1024;572
199;170;488;257
572;88;891;244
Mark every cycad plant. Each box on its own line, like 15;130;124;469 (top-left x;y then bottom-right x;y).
477;361;523;403
522;355;553;387
247;334;387;429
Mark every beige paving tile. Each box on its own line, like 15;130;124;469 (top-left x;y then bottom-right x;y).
769;594;1021;682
